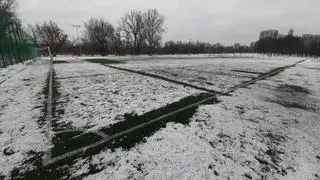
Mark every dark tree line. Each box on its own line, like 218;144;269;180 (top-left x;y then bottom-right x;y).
255;35;320;56
161;41;251;54
61;40;251;55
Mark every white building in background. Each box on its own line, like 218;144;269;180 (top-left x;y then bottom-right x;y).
259;30;279;40
301;34;320;45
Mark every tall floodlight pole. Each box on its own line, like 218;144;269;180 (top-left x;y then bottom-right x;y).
72;25;81;56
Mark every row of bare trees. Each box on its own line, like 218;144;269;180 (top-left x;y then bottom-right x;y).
28;21;68;56
27;9;165;56
81;9;165;56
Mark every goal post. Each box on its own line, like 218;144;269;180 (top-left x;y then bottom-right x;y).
38;46;54;64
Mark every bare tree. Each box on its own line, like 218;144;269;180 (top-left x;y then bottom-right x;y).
0;0;18;26
83;18;114;56
0;0;15;17
144;9;165;54
119;10;146;55
110;28;126;56
26;24;37;43
34;21;68;56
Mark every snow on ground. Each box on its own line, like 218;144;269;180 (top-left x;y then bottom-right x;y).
0;60;50;177
108;53;302;62
54;61;202;130
113;57;304;92
69;58;320;180
0;60;32;84
1;55;319;179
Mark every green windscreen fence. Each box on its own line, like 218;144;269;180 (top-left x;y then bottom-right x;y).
0;14;39;68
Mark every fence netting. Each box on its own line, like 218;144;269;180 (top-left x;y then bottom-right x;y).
0;14;39;68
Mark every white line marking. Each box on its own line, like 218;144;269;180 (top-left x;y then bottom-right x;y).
55;128;108;139
71;130;109;139
42;55;54;164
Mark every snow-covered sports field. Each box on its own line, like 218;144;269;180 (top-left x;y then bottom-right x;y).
0;55;319;179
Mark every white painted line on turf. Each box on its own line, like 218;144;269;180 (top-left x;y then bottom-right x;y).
71;130;109;139
42;54;54;164
43;58;309;166
55;128;109;139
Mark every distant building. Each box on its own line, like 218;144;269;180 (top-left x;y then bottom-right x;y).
259;30;279;40
234;43;240;49
301;34;320;45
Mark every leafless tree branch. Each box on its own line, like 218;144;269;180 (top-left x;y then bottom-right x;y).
34;20;68;56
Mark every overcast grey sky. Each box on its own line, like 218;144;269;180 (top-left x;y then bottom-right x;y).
17;0;320;45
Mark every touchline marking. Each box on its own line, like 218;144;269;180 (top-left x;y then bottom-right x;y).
55;128;109;139
43;58;309;166
42;56;54;165
71;130;109;139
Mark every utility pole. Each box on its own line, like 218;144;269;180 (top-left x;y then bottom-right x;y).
72;25;81;56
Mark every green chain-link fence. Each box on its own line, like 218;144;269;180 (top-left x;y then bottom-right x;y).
0;13;39;68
